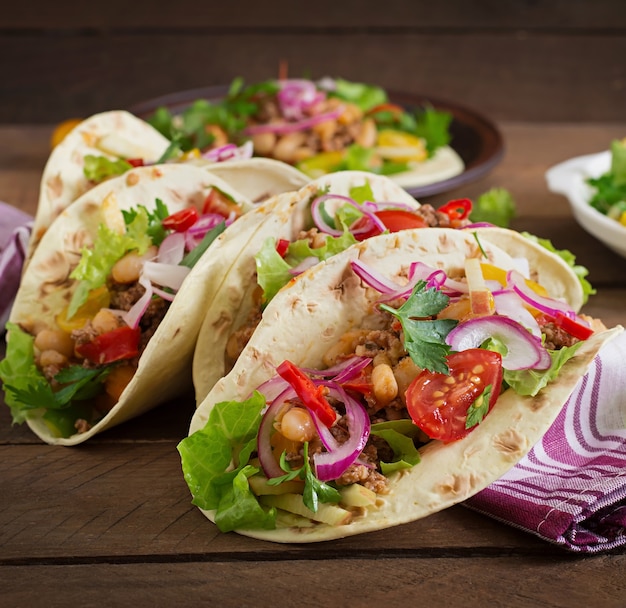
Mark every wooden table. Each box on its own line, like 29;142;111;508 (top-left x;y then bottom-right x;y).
1;123;625;607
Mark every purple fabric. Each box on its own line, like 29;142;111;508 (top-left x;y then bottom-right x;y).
0;202;33;330
466;331;626;552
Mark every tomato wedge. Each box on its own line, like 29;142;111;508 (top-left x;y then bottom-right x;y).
405;349;503;443
352;209;429;240
74;326;141;365
275;238;290;258
162;207;199;232
202;188;242;219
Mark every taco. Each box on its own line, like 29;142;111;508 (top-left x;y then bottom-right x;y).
27;110;171;265
179;228;621;542
191;173;587;403
0;163;272;445
191;170;423;402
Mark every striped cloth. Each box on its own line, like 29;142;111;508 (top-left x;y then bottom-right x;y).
0;203;32;331
1;201;625;551
467;332;626;552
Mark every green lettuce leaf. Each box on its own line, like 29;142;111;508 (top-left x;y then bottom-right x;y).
470;188;517;227
83;155;133;183
177;391;275;532
330;78;387;112
370;422;421;475
503;342;583;397
67;208;154;318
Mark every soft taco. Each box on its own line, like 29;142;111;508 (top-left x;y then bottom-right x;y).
28;110;171;264
180;228;621;542
0;162;278;445
192;170;422;402
191;172;587;403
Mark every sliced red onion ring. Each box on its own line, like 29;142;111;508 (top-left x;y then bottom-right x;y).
277;79;325;120
461;222;496;229
506;269;575;318
122;275;153;329
350;259;403;294
244;107;344;136
158;232;186;265
313;384;371;481
202;141;254;162
446;315;551;370
493;290;541;337
142;261;190;291
257;387;296;479
288;256;319;276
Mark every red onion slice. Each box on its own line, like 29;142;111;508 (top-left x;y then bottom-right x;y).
446;315;551;370
142;261;190;291
158;232;186;265
244;108;344;136
288;256;319;276
350;259;403;295
122;275;153;329
257;388;295;479
313;384;371;482
493;290;541;337
506;269;575;318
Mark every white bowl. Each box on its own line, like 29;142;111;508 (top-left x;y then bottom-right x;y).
546;151;626;259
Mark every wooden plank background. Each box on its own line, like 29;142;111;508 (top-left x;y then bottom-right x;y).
1;0;626;123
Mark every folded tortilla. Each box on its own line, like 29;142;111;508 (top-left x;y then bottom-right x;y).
192;170;420;402
27;111;171;266
2;163;279;445
184;228;622;542
192;171;587;403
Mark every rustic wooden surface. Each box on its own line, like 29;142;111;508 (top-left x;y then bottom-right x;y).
1;122;626;607
2;1;626;123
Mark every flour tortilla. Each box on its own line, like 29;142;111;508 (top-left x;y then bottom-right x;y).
198;158;310;203
8;163;271;445
192;170;421;403
388;145;465;188
27;111;171;266
189;228;622;542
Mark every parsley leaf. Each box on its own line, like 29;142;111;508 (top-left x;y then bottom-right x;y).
414;107;452;155
465;384;492;430
379;281;457;374
267;443;341;513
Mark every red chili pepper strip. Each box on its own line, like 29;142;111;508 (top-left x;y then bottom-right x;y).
553;311;595;340
438;198;472;221
162;207;199;232
75;326;141;365
275;238;290;258
126;158;145;168
276;360;337;427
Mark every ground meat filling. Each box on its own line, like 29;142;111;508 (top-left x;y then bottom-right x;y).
540;320;581;350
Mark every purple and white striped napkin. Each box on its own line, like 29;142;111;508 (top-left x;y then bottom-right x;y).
0;202;32;330
1;201;625;552
466;331;626;552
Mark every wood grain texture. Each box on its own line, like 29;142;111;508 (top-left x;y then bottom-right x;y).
1;556;625;608
1;1;626;123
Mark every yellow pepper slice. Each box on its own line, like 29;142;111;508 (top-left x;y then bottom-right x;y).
56;286;111;333
376;129;427;163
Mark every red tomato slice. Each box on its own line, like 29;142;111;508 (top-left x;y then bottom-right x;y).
202;188;242;219
75;326;141;365
405;349;503;443
162;207;199;232
352;209;429;240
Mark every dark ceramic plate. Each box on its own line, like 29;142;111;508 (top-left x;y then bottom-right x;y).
130;85;504;199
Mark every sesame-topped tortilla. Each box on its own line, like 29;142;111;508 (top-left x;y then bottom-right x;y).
27;111;171;266
183;228;622;542
192;171;421;403
1;163;269;445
